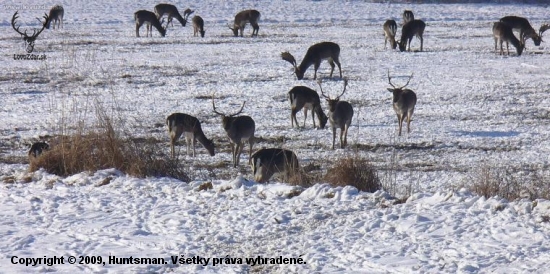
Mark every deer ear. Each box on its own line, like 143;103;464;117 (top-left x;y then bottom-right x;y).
387;88;394;92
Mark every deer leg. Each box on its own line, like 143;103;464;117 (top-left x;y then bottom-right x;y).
136;23;140;37
406;114;412;134
328;59;335;78
334;58;342;78
303;108;308;128
332;127;336;150
398;114;404;136
385;36;388;49
313;62;321;80
340;127;345;148
408;38;412;52
248;137;254;164
419;35;423;52
251;23;259;36
311;108;316;128
506;41;510;55
192;136;197;157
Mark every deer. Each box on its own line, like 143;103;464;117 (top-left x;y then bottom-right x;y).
492;21;525;56
135;10;166;37
403;10;414;25
28;141;50;158
499;16;542;46
45;5;63;29
250;148;300;183
11;11;49;53
539;24;550;42
166;113;215;158
288;86;328;129
318;79;353;150
154;4;193;27
398;19;426;52
387;71;417;136
229;9;261;37
192;15;205;37
383;19;398;50
212;98;256;168
281;42;342;80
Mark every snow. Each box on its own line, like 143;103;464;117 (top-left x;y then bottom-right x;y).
1;0;550;272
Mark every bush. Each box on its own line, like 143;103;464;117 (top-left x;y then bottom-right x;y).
324;155;381;193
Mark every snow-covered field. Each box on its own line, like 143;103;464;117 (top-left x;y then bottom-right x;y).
1;0;550;272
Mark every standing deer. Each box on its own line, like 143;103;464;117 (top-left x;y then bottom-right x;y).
212;98;255;168
403;10;414;25
250;148;300;183
383;19;398;49
492;22;524;56
398;19;426;52
281;42;342;80
288;86;328;129
499;16;542;46
11;11;49;53
134;10;166;37
192;15;205;37
166;113;215;158
387;71;417;136
229;9;261;37
45;5;64;29
28;141;50;158
154;4;193;27
318;79;354;150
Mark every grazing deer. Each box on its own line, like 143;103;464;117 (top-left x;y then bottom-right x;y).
318;79;354;150
288;86;328;129
192;15;205;37
212;98;255;168
134;10;166;37
281;42;342;80
166;113;215;158
11;11;49;53
28;141;49;158
398;20;426;52
154;4;193;27
45;5;63;29
499;16;542;46
387;71;417;136
383;20;398;49
403;10;414;25
539;24;550;42
229;9;261;37
250;148;300;183
492;22;524;56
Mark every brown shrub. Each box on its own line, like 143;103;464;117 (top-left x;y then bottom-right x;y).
324;155;381;193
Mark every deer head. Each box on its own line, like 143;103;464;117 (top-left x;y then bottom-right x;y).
318;78;348;112
11;11;49;53
540;24;550;42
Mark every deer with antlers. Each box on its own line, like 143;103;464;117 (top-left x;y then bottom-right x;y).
499;16;548;46
11;11;49;53
229;9;261;37
288;86;328;129
45;5;64;30
135;10;166;37
281;42;342;80
387;71;417;136
318;79;353;150
154;4;193;27
166;113;215;158
212;98;256;168
250;148;300;183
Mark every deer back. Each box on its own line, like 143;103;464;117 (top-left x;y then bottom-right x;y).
327;100;353;129
289;86;322;109
298;42;340;75
388;88;417;115
234;10;260;26
251;148;299;183
222;115;255;143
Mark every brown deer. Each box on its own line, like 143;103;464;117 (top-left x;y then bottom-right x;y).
288;86;328;129
154;4;193;27
398;20;426;52
499;16;542;46
250;148;300;183
166;113;215;158
387;71;417;136
403;10;414;25
212;98;255;168
492;22;524;56
192;15;205;37
229;9;261;37
45;5;63;29
11;11;49;53
318;79;354;149
134;10;166;37
281;42;342;80
383;19;398;49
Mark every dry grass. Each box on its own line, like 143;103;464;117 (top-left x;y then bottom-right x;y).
324;155;381;193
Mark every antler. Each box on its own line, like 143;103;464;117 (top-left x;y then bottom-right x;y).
11;12;25;36
31;13;49;39
317;79;329;99
388;70;413;89
540;23;550;37
183;8;194;20
212;96;224;116
334;78;349;100
281;52;297;68
212;96;246;117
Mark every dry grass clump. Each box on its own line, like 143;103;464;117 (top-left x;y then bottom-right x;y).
324;155;381;193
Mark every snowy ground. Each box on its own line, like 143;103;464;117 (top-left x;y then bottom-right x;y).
1;0;550;273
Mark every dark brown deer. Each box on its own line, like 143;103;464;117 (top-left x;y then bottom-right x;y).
492;22;524;56
288;86;328;129
398;20;426;52
166;113;215;158
383;19;398;49
45;5;63;29
192;15;205;37
11;11;49;53
403;10;414;25
250;148;300;183
212;98;255;167
387;71;417;136
281;42;342;80
134;10;166;37
28;141;50;158
318;79;354;149
229;9;261;37
154;4;193;27
499;16;542;46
